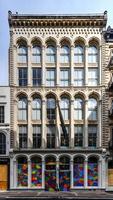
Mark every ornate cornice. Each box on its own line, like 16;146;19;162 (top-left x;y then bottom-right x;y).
8;10;107;28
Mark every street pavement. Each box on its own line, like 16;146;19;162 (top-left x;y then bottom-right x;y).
0;190;113;199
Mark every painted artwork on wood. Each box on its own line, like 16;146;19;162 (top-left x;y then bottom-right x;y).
45;171;56;191
74;163;84;186
18;164;28;186
31;163;42;187
88;163;98;186
59;171;70;191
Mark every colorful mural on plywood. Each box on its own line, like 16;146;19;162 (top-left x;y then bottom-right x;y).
88;163;98;186
31;163;42;187
18;164;28;187
45;171;56;191
59;171;70;191
74;163;84;186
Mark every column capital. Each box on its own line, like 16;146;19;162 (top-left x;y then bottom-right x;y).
71;99;74;104
13;44;17;49
28;45;31;49
42;45;46;50
85;45;89;48
57;45;60;49
71;45;74;49
42;99;46;104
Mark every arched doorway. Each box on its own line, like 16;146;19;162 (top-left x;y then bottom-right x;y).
59;156;70;191
88;157;98;186
45;156;56;191
31;156;42;187
73;157;84;187
108;160;113;187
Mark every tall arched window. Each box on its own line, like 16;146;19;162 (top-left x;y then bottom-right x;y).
73;157;84;187
60;97;69;120
74;45;84;63
46;46;56;63
59;156;70;191
17;157;28;187
32;45;41;63
74;97;83;120
47;97;56;120
0;132;6;154
88;46;98;63
18;45;27;63
60;45;70;63
18;96;27;121
45;156;56;191
88;98;97;120
88;157;98;186
31;156;42;187
32;97;41;120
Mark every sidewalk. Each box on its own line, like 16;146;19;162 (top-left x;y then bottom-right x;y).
0;190;113;199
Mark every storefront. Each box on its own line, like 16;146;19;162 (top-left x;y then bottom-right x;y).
10;154;104;190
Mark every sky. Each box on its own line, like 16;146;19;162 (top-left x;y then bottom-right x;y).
0;0;113;85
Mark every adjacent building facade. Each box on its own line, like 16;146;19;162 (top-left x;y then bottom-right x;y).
104;26;113;191
8;11;112;191
0;87;10;190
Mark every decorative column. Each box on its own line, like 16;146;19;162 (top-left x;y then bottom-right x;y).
56;158;59;190
70;45;74;86
70;99;74;148
42;99;46;148
98;159;102;188
42;158;45;189
70;158;73;188
14;159;17;188
42;45;46;86
98;100;102;148
56;45;60;86
56;100;60;148
14;100;18;148
28;100;32;148
85;45;88;86
101;155;106;188
13;45;17;86
28;158;31;188
84;158;88;188
28;45;31;86
84;99;88;147
99;45;102;85
10;155;15;188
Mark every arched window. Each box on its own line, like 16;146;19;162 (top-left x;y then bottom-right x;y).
88;98;97;120
74;98;83;120
60;97;69;120
18;45;27;63
31;157;42;187
45;156;56;191
32;46;41;63
74;45;84;63
47;97;56;120
88;46;98;63
32;97;41;120
59;156;70;191
18;96;27;121
88;157;98;186
46;46;56;63
17;157;28;187
73;157;84;186
60;45;70;63
0;132;6;154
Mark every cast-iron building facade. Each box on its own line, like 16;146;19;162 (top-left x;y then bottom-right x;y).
8;11;109;191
